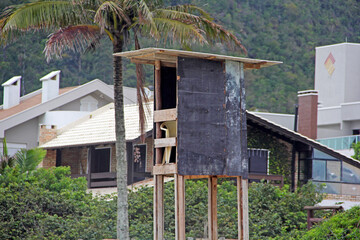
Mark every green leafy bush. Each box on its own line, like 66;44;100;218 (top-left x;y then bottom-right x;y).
0;166;117;240
301;206;360;240
0;165;323;239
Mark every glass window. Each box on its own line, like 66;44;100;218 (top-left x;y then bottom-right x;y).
326;161;341;181
342;162;360;183
313;160;326;181
313;149;336;160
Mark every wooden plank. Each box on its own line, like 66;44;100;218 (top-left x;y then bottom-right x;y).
90;180;117;188
310;218;324;222
154;109;177;122
154;175;164;240
237;177;243;240
304;206;343;210
155;60;163;165
175;174;185;240
154;137;177;148
152;163;177;175
184;175;237;180
241;178;249;240
130;58;176;68
248;173;283;181
90;172;116;179
208;176;218;240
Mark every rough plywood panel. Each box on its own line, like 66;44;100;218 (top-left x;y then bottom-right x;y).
225;61;248;177
177;57;227;175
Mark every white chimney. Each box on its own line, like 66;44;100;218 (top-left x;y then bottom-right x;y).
40;70;60;103
2;76;21;109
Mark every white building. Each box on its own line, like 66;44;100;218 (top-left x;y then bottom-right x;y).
0;71;139;155
314;43;360;154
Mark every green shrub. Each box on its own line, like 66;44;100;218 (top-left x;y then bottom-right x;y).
0;166;324;239
301;206;360;240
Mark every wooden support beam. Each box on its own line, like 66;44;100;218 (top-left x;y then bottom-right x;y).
152;163;178;175
208;176;218;240
237;177;249;240
155;60;163;165
175;174;185;240
154;108;177;122
154;137;177;148
154;175;164;240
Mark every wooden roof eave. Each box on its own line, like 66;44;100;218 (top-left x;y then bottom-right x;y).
114;48;282;70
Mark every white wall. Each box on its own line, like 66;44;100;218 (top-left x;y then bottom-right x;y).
39;111;89;129
251;112;295;130
5;118;39;149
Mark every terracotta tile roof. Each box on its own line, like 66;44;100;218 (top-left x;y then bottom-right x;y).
0;87;76;121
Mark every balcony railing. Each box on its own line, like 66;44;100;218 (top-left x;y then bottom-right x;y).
317;135;360;150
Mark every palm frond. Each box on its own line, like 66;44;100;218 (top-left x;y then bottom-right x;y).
1;1;86;31
44;24;103;61
198;18;247;54
134;31;149;142
165;4;213;21
135;0;159;38
144;18;207;45
15;148;46;173
94;1;131;33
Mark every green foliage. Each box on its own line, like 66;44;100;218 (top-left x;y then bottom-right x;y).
248;125;292;182
301;206;360;240
127;180;323;239
249;181;324;239
351;141;360;160
0;138;15;174
14;148;46;173
0;165;324;239
0;166;117;240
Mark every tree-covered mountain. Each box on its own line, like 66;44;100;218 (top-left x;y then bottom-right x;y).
1;0;359;113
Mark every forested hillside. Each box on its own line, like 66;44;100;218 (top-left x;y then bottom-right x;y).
1;0;359;113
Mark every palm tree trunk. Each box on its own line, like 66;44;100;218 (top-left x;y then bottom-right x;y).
113;35;129;240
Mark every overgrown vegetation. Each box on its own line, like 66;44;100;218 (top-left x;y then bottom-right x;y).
301;206;360;240
0;165;324;239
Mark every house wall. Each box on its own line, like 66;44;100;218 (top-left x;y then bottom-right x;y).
42;149;56;169
61;147;88;175
5;117;39;149
55;92;109;111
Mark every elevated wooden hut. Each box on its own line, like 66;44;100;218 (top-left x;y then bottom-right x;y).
115;48;281;240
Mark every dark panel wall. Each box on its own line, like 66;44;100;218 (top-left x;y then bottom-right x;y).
177;57;248;176
177;57;227;175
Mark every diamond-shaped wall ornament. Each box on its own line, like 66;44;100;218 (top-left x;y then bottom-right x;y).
324;52;335;76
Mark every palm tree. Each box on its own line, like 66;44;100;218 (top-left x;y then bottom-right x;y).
0;138;15;174
0;1;246;238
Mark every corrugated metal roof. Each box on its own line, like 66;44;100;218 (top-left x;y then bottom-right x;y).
41;102;153;149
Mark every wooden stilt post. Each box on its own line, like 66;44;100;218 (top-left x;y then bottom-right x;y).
154;59;164;240
154;175;164;240
208;176;218;240
237;177;249;240
154;60;162;165
175;174;185;240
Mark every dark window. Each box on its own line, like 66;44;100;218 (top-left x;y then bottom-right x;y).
248;149;268;174
353;129;360;135
56;149;62;167
160;66;177;109
133;144;146;173
91;148;110;173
